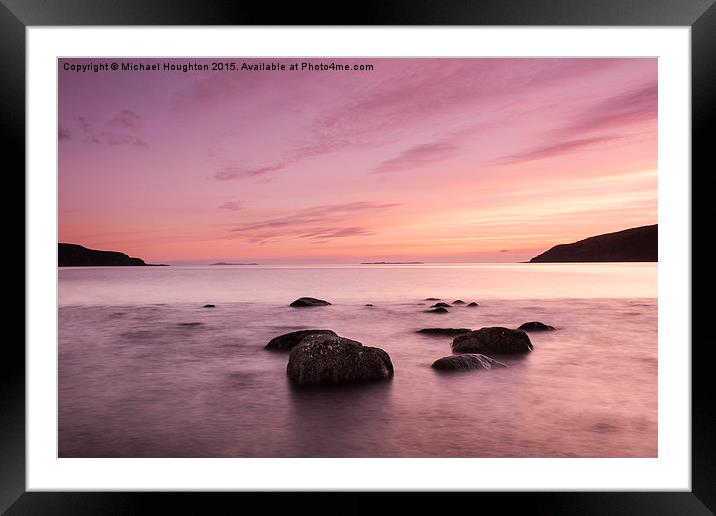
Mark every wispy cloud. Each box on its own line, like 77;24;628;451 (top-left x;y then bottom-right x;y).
564;81;657;134
69;111;149;147
107;109;141;130
300;226;374;244
495;136;620;165
208;59;627;181
316;59;622;141
373;141;459;173
218;201;243;211
212;137;354;181
215;164;286;180
491;81;656;166
230;201;399;243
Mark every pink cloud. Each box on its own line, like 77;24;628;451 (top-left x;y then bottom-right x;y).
495;135;622;165
214;163;286;180
218;201;243;211
230;202;399;243
107;109;141;130
70;111;149;147
564;81;657;134
373;142;459;173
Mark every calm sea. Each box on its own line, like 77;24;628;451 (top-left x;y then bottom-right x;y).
59;263;657;457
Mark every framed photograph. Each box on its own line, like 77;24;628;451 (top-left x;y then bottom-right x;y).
7;0;711;513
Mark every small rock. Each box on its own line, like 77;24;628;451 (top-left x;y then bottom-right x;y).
265;329;337;351
432;354;507;371
425;297;441;301
178;322;203;327
203;304;216;308
289;297;332;308
452;327;533;354
287;334;394;386
452;300;466;304
417;328;472;336
430;302;451;308
365;303;374;307
467;302;479;307
426;307;449;313
518;321;555;331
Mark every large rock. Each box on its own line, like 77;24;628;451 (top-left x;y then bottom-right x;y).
452;327;533;354
287;334;394;386
426;307;449;313
452;300;466;305
265;329;337;351
467;302;479;307
518;321;555;332
431;354;507;371
430;302;450;308
289;297;332;308
417;328;472;336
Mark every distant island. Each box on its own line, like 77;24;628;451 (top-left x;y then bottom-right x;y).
59;243;166;267
529;224;657;263
361;261;424;265
209;262;259;266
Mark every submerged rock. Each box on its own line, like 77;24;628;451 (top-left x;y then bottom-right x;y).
203;304;215;308
417;328;472;336
431;354;507;371
287;334;393;386
430;302;451;308
178;322;203;327
425;297;441;301
452;300;466;305
426;307;449;313
289;297;332;308
518;321;555;331
365;303;374;307
265;329;338;351
467;302;479;307
452;327;533;354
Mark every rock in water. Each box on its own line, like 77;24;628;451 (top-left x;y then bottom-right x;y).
452;300;466;305
417;328;472;336
431;354;507;371
452;327;533;354
467;302;479;307
203;304;215;308
430;302;451;308
425;297;441;301
289;297;332;308
265;329;338;351
518;321;555;331
287;334;394;386
426;307;449;313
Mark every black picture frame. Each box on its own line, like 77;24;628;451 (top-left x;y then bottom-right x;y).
4;1;710;513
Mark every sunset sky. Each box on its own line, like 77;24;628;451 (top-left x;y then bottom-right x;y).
58;58;657;263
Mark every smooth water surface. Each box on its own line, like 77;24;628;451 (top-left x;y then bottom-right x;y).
59;263;657;457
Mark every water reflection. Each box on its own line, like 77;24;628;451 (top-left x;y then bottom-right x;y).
288;380;394;457
59;264;657;458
